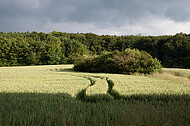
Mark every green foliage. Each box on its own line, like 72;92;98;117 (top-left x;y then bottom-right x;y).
0;93;189;125
74;48;162;74
0;31;189;68
73;55;96;72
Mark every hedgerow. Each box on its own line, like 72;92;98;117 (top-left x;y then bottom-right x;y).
74;48;162;74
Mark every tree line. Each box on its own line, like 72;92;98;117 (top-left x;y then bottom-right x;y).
0;31;189;68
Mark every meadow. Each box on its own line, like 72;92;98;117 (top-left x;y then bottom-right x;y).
0;65;189;125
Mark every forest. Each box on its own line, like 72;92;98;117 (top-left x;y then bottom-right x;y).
0;31;189;68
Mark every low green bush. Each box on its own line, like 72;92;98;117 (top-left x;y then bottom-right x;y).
74;48;162;74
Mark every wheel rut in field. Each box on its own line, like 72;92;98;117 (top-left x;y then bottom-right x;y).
76;76;113;102
56;69;190;102
75;75;123;102
106;77;122;100
55;69;121;102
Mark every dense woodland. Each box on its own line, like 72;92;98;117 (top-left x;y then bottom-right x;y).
0;31;189;68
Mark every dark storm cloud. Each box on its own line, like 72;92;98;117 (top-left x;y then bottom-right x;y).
0;0;190;34
45;0;190;24
0;0;50;18
47;0;151;25
165;3;190;22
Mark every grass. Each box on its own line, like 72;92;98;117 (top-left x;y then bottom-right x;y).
163;68;190;79
0;65;89;97
86;78;108;96
109;74;190;96
0;65;190;125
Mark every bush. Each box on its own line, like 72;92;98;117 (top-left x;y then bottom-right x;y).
74;48;162;74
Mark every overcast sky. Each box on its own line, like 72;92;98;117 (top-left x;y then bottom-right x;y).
1;0;190;35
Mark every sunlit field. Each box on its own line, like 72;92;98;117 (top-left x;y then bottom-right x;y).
0;65;189;125
0;65;89;96
163;68;190;79
109;74;190;96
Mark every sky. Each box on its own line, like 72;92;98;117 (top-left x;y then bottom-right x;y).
0;0;190;36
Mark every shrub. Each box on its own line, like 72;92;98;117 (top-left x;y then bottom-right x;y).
74;48;162;74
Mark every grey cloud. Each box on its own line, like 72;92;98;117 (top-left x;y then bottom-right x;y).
0;0;190;34
0;0;50;18
1;0;188;23
165;5;190;22
46;0;190;27
44;0;154;28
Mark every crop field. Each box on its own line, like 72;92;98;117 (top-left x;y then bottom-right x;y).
0;65;190;125
0;65;90;96
109;74;190;96
163;68;190;79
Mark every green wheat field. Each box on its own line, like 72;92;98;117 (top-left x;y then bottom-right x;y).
0;65;190;125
